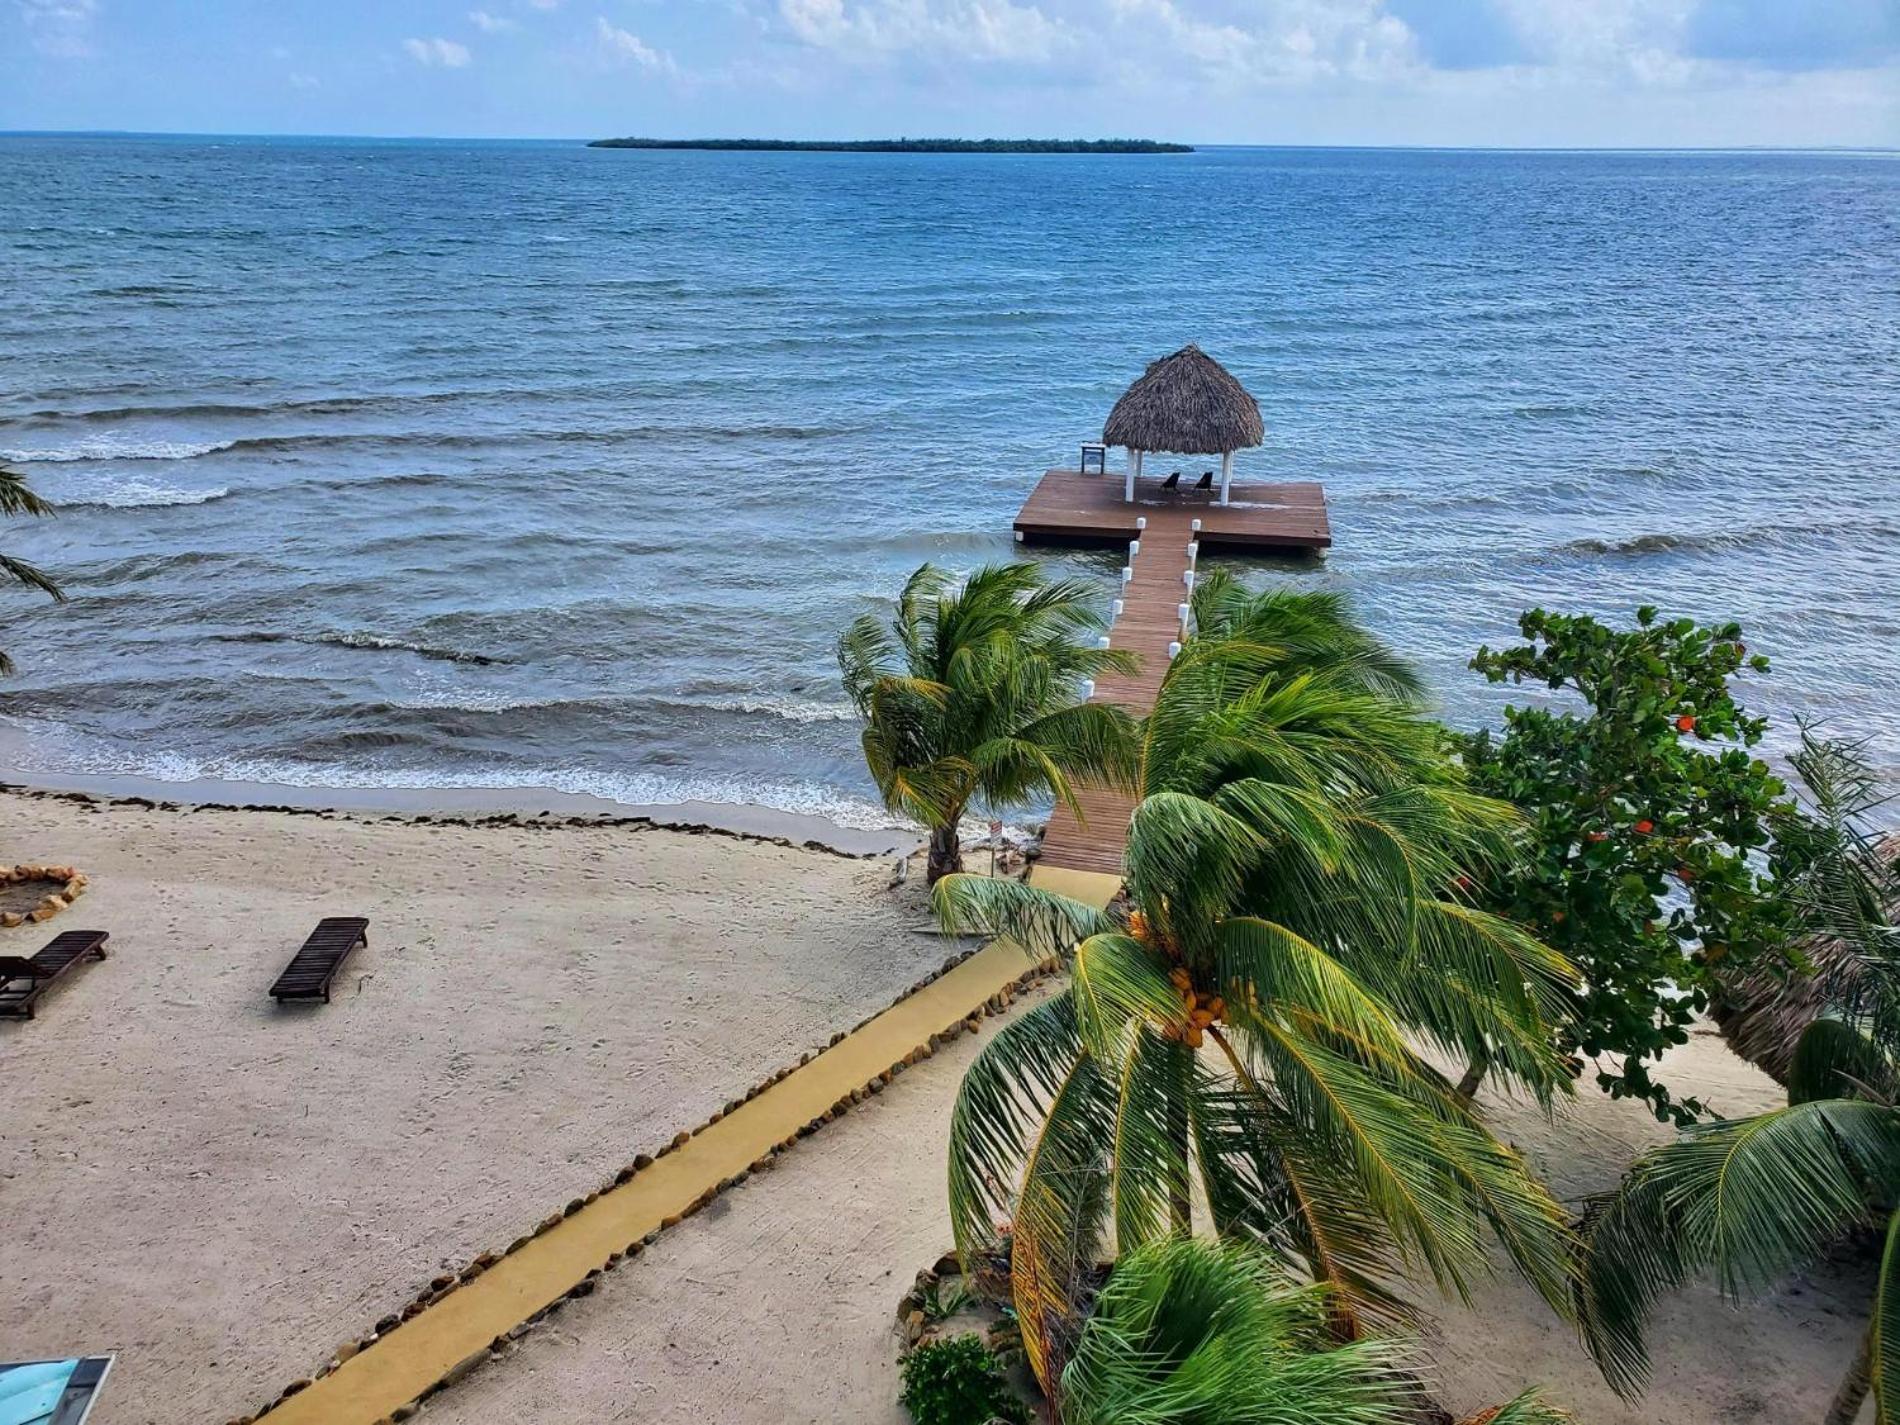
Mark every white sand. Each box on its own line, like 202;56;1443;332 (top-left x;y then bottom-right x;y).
3;789;1870;1424
0;791;949;1425
424;1016;1870;1425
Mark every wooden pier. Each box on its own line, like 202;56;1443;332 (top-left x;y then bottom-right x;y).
1016;469;1331;876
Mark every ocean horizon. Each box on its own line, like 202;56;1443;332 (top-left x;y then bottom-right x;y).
3;135;1896;833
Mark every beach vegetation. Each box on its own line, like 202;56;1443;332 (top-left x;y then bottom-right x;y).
900;1333;1026;1425
1578;725;1900;1425
932;585;1581;1406
1455;607;1793;1124
840;562;1137;883
1058;1237;1411;1424
0;465;64;676
589;137;1193;154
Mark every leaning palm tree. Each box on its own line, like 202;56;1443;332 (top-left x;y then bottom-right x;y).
1578;729;1900;1425
840;562;1136;882
936;590;1582;1403
0;466;64;675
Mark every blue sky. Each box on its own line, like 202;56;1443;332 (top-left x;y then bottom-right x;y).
5;0;1898;146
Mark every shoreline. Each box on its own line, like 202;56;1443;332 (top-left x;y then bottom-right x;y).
0;768;916;858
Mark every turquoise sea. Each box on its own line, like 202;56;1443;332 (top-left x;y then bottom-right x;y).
1;136;1895;830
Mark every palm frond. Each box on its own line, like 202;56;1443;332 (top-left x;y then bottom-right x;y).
932;873;1113;961
1872;1206;1900;1424
1072;932;1187;1059
946;994;1088;1256
1108;1027;1194;1254
1059;1236;1415;1425
1789;1016;1894;1105
0;551;63;600
1579;1099;1900;1394
1011;1042;1117;1391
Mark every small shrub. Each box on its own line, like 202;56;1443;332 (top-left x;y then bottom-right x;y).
899;1334;1025;1425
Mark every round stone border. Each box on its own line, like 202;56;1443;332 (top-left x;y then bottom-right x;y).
0;863;88;928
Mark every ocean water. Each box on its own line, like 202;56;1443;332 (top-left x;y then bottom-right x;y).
1;136;1896;831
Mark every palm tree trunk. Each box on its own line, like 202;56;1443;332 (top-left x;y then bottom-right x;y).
1455;1046;1491;1100
925;823;963;884
1825;1324;1873;1425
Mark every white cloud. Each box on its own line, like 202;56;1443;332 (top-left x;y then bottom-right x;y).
468;8;516;31
403;35;473;67
288;72;321;89
597;15;669;67
1100;0;1420;83
17;0;98;58
779;0;1071;63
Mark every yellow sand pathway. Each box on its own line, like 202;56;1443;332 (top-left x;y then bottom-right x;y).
262;863;1120;1424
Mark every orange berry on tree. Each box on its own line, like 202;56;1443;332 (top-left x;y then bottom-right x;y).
1676;714;1696;733
1634;819;1654;835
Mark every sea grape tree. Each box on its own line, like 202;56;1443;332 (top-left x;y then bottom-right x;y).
1455;606;1791;1124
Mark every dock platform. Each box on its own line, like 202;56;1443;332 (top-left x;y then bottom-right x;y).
1013;468;1331;552
1018;469;1329;876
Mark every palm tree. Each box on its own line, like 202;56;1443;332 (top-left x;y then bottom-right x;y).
840;562;1137;882
1062;1236;1574;1425
1578;729;1900;1425
936;587;1582;1402
0;466;64;675
1060;1236;1411;1424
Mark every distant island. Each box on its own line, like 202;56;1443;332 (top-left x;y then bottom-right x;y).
586;137;1193;154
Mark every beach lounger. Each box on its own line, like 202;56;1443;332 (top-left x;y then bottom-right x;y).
269;917;369;1004
0;930;110;1020
1195;471;1213;490
1162;471;1180;489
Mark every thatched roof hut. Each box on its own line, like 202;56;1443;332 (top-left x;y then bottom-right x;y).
1102;345;1263;505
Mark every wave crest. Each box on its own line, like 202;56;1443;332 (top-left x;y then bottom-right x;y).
1;436;236;463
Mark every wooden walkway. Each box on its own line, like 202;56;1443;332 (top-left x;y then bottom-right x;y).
1019;469;1330;876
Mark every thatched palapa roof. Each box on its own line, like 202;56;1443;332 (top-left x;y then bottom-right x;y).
1103;344;1264;455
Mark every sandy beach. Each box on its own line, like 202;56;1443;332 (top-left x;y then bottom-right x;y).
0;787;1873;1424
419;997;1869;1425
0;789;952;1425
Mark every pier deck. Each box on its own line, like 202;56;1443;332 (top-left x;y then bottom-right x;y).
1013;468;1330;552
1020;470;1328;876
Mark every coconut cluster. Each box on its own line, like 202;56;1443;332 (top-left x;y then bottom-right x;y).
0;864;87;928
1130;909;1226;1048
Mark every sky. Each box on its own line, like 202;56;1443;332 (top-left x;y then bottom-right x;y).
3;0;1898;147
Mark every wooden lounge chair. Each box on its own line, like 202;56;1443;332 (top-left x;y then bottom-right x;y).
269;917;369;1004
0;930;110;1020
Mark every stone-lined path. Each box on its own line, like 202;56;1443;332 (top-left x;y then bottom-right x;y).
260;864;1122;1424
